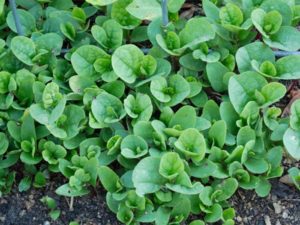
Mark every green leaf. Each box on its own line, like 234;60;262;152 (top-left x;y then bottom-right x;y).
150;74;190;106
112;44;144;83
18;176;31;192
283;128;300;160
55;183;89;197
168;0;185;13
206;62;230;92
228;72;267;113
255;178;271;197
169;105;197;130
121;135;148;158
251;9;282;38
124;93;153;124
276;55;300;80
98;166;122;193
260;0;292;26
214;178;239;201
111;0;141;29
204;203;223;223
220;3;243;26
91;91;126;127
0;133;9;155
166;180;204;195
236;42;275;73
288;167;300;190
33;171;47;188
190;159;217;178
290;100;300;130
91;19;123;50
175;128;206;162
237;126;256;146
47;105;85;140
11;36;36;66
260;82;286;107
34;33;63;56
7;9;36;35
71;45;108;80
126;0;162;20
60;22;76;41
179;17;215;47
264;26;300;51
159;152;184;180
132;157;166;196
189;220;205;225
86;0;118;6
209;120;227;148
117;203;134;224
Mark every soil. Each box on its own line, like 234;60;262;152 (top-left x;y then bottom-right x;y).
0;177;120;225
1;1;299;225
0;171;299;225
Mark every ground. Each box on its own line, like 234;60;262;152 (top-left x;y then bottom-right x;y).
0;173;299;225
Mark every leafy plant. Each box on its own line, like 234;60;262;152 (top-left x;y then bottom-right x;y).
0;0;299;224
40;196;61;220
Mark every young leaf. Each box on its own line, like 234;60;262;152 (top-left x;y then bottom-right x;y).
126;0;162;21
175;128;206;162
91;91;126;127
112;44;144;83
98;166;122;193
132;157;166;196
11;36;36;66
91;19;123;50
159;152;184;180
111;0;141;29
283;128;300;160
121;135;148;159
71;45;108;80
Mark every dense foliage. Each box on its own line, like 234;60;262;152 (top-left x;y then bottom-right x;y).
0;0;300;224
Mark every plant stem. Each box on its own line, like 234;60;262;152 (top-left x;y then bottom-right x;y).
161;0;169;27
8;0;24;36
69;196;74;211
274;51;300;57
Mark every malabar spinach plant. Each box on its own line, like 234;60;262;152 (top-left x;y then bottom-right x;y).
0;0;300;224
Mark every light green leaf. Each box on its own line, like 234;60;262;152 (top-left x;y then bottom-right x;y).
11;36;36;66
236;42;275;73
283;128;300;160
112;44;144;83
91;92;126;127
228;72;267;113
121;135;148;158
206;62;230;92
126;0;162;20
175;128;206;162
7;9;36;35
111;0;141;29
179;17;215;47
86;0;118;6
132;157;166;196
264;26;300;51
159;152;184;180
276;55;300;80
71;45;108;80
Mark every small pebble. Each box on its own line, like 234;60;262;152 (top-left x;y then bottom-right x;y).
273;202;282;214
237;216;243;222
264;215;271;225
44;221;50;225
282;211;289;219
271;195;278;201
